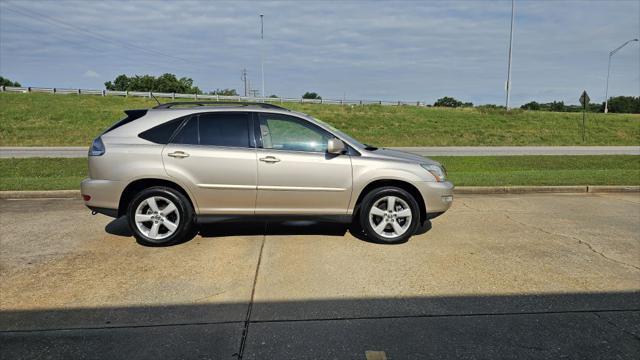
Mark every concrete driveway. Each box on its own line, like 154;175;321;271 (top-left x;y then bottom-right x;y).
1;194;639;359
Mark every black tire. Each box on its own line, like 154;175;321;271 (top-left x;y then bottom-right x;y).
358;186;420;244
127;186;195;246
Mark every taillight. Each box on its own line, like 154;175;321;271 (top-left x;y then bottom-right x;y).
82;194;91;201
89;137;105;156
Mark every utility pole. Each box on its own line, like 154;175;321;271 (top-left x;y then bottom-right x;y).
505;0;515;110
241;68;248;97
604;38;638;113
260;14;265;98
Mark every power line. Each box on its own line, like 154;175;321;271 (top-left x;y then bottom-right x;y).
2;4;215;72
1;21;207;77
0;18;210;77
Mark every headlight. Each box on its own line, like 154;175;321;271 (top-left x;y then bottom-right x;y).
89;136;105;156
421;164;446;182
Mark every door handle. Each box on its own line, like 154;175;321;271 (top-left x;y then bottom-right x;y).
259;156;280;163
168;151;190;158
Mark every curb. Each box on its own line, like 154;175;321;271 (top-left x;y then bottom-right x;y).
1;186;638;199
0;190;81;199
455;186;587;194
455;185;640;194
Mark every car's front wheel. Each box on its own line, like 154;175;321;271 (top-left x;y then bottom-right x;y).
127;187;195;246
359;186;420;244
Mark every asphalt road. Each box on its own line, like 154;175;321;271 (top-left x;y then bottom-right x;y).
1;194;639;359
1;146;639;158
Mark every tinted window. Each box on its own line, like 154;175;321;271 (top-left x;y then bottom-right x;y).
104;110;147;134
172;117;198;145
171;113;250;148
199;113;250;147
260;114;330;152
138;117;186;144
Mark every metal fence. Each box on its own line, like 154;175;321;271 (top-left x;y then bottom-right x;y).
0;85;426;107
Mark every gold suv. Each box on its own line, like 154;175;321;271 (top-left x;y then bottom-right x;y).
81;102;453;245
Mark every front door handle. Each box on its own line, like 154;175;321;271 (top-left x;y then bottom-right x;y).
168;151;190;158
259;156;280;163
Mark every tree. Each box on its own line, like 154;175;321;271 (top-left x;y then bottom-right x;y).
302;92;321;100
0;76;21;87
520;101;541;110
434;96;463;107
208;88;238;96
104;73;202;94
548;101;565;112
606;96;640;114
268;94;278;98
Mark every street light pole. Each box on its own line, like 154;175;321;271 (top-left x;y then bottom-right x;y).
505;0;515;110
260;14;265;99
604;38;638;113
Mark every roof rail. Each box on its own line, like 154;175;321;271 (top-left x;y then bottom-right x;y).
152;101;290;111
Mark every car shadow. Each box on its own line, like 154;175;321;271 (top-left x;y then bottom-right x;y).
105;216;432;245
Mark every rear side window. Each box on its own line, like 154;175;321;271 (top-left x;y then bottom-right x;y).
104;110;147;134
138;116;186;144
172;113;250;148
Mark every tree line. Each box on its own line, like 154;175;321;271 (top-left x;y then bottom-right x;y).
104;73;240;96
433;96;639;114
520;98;639;114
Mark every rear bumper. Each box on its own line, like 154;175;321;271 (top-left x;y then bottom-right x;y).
80;178;124;215
87;206;118;218
415;181;454;215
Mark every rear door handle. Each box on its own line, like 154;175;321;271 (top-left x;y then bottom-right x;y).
168;151;190;158
259;156;280;163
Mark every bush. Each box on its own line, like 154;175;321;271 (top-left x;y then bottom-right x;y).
434;96;462;107
208;89;238;96
303;92;321;100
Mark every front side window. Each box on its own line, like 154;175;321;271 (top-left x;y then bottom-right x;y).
171;113;250;148
259;114;330;153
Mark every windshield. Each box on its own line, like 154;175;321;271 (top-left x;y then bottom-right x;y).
307;115;368;150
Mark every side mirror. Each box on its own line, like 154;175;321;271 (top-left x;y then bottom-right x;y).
327;138;346;154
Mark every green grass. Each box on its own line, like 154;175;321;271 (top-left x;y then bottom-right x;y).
1;156;638;191
432;155;640;186
1;92;638;146
0;158;87;190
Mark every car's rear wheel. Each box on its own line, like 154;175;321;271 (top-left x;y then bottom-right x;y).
359;186;419;244
127;187;195;246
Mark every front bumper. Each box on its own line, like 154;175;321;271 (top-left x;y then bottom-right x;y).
415;180;454;215
80;178;124;216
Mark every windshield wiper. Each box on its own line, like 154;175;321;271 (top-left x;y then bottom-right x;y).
363;144;378;151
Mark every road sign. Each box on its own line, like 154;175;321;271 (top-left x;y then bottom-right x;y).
579;90;590;107
579;90;590;142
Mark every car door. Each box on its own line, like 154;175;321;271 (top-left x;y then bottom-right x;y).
255;112;353;215
162;112;257;214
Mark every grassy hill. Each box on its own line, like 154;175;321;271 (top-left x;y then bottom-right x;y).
0;92;638;146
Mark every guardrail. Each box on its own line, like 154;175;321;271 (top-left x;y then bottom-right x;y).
0;85;426;107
